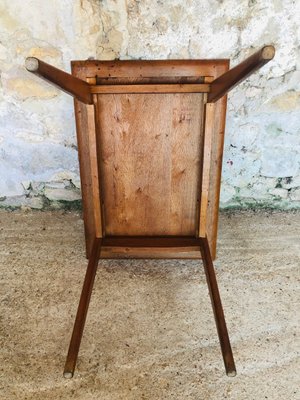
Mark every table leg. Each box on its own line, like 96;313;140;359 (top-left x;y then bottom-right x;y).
63;237;102;378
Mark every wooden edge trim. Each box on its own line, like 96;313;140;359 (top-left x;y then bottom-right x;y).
102;236;202;248
90;84;210;94
87;98;103;237
71;59;230;79
199;102;215;237
92;94;106;237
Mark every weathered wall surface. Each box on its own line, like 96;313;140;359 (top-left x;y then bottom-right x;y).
0;0;299;209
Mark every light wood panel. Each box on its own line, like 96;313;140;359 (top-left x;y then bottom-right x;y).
95;93;205;236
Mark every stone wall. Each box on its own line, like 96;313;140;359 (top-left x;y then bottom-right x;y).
0;0;299;210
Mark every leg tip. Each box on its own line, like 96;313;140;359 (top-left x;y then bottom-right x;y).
226;369;237;377
63;371;74;379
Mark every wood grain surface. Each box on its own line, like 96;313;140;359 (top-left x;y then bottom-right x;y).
95;93;204;236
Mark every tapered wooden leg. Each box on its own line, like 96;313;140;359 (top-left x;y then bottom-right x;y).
199;236;236;377
63;237;102;378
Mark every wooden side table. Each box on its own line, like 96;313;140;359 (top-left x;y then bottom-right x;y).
25;45;275;378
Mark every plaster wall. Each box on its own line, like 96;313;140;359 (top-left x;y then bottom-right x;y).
0;0;299;209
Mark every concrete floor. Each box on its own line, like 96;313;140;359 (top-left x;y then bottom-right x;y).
0;210;299;400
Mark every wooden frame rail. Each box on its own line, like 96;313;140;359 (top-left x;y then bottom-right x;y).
90;83;210;94
102;236;201;248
